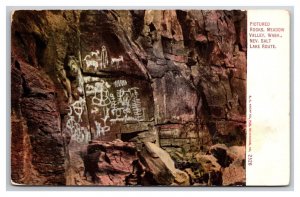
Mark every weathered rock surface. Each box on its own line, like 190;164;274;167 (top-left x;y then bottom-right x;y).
210;144;246;186
11;10;246;186
83;139;139;185
139;142;189;185
11;60;65;185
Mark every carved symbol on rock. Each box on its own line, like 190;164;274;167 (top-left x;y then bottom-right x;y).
71;97;86;122
131;88;144;121
113;79;127;88
66;105;91;143
92;80;111;107
95;121;110;137
83;46;111;71
84;50;100;70
111;55;124;68
99;45;109;69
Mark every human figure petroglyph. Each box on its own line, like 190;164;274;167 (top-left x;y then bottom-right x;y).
66;102;91;143
66;114;81;140
99;45;109;69
71;97;86;122
66;116;89;143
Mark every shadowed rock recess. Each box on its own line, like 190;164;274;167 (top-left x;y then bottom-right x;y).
11;10;247;186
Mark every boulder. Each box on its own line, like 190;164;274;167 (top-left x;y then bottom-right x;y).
209;144;245;185
139;142;189;185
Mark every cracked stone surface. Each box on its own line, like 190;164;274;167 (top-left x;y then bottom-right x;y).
11;10;246;186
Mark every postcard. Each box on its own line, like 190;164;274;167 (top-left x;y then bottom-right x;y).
10;9;290;186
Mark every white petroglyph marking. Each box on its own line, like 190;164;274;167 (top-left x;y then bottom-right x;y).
111;55;124;68
71;97;86;122
91;80;111;107
84;46;109;70
83;55;91;61
84;50;100;70
85;84;95;96
84;80;146;137
83;76;101;83
91;50;100;57
113;79;127;87
95;121;110;137
101;107;110;124
86;60;99;70
131;89;144;121
66;97;91;143
99;46;109;69
91;106;99;114
66;115;83;142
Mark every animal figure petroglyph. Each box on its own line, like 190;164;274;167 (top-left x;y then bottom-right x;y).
85;60;99;70
84;50;100;70
111;55;124;68
95;121;110;137
91;50;100;57
84;47;109;70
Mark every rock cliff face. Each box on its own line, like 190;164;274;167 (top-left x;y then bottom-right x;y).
11;10;246;186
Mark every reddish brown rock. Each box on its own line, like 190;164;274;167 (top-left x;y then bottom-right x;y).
11;61;65;185
138;142;189;185
209;144;245;186
84;139;139;185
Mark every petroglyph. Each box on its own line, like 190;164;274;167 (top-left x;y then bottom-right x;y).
66;104;91;143
83;47;108;70
83;46;126;71
91;50;100;57
99;45;109;69
64;96;91;143
95;121;110;137
91;106;99;114
91;80;112;107
85;79;145;136
70;97;86;122
111;55;124;68
113;80;127;87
